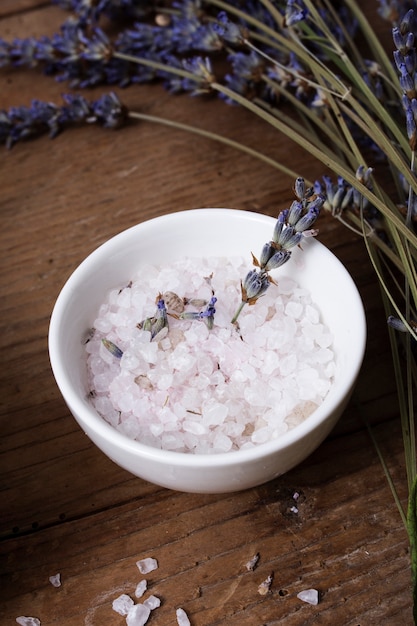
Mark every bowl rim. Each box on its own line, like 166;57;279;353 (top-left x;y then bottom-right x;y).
49;208;367;467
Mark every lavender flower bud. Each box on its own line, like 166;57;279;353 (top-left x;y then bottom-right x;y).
284;0;308;26
294;206;320;232
406;104;417;147
102;338;123;359
150;298;169;340
242;269;270;304
201;296;217;329
91;92;127;128
294;177;306;200
259;242;275;268
393;26;410;55
399;64;416;98
387;315;417;336
287;200;303;225
264;249;291;271
272;211;288;243
399;9;415;35
278;226;303;249
356;165;373;186
213;11;244;44
404;50;417;76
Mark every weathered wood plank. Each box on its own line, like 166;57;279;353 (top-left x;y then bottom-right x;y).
0;2;413;624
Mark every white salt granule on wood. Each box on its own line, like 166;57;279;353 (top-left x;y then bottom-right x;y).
258;573;273;595
136;557;158;574
135;579;147;598
297;588;319;605
245;553;259;571
143;595;161;610
176;607;191;626
112;593;134;616
16;618;41;626
86;257;335;453
48;573;61;587
126;603;151;626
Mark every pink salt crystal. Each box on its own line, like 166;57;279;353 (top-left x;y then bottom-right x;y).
176;607;191;626
126;603;151;626
48;573;61;587
112;593;134;616
136;557;158;574
135;580;147;598
297;588;319;605
87;257;335;454
143;595;161;610
16;618;41;626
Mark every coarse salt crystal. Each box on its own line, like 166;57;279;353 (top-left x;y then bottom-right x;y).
258;574;273;595
297;588;319;605
86;257;335;454
245;553;259;571
143;595;161;610
135;580;147;598
112;593;134;616
136;557;158;574
16;618;41;626
49;573;61;587
176;607;191;626
126;603;151;626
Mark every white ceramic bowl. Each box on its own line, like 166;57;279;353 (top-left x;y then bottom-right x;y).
49;209;366;493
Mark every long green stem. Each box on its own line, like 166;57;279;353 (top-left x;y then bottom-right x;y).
127;111;299;180
211;81;417;245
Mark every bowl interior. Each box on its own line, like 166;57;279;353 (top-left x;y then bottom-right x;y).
49;209;366;462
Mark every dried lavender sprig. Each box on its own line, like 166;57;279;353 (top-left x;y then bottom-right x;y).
0;92;127;148
393;9;417;153
180;296;217;329
232;178;322;324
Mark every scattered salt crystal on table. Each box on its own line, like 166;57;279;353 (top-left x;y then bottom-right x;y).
126;603;151;626
143;595;161;610
136;557;158;574
297;588;319;605
245;553;259;571
258;573;273;595
176;607;191;626
16;618;41;626
48;573;61;587
135;580;147;598
112;593;134;616
86;257;335;453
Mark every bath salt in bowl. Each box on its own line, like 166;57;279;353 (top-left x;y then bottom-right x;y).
49;209;366;493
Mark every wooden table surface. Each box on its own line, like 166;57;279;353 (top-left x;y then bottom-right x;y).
0;1;413;624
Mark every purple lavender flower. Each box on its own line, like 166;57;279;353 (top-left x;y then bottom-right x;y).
90;92;127;128
393;9;417;148
213;11;245;44
241;269;270;305
144;298;169;340
284;0;308;27
262;248;292;272
181;56;214;94
315;167;374;217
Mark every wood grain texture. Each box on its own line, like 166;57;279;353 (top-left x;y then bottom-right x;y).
0;2;413;624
